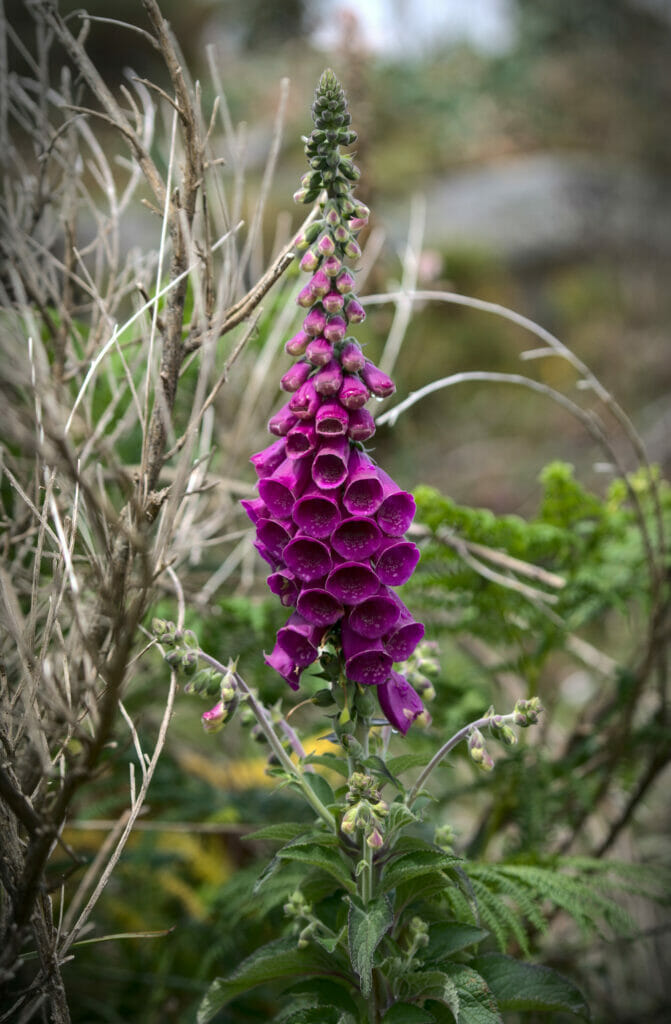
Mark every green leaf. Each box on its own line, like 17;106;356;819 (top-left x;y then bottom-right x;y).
381;1003;436;1023
385;802;420;834
387;753;431;775
395;872;454;913
306;772;336;806
432;965;503;1024
253;854;280;894
363;754;402;789
282;977;359;1016
425;923;489;962
278;843;356;894
276;1008;341;1024
347;895;394;998
380;851;459;894
400;970;459;1018
245;823;314;843
472;954;590;1019
303;753;350;778
197;937;343;1023
313;925;346;954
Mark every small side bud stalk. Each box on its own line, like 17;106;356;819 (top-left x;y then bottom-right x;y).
434;824;456;853
514;696;543;727
468;727;495;772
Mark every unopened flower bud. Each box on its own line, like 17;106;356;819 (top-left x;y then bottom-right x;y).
322;289;344;313
366;827;384;850
343;238;362;260
513;697;543;727
333;224;349;243
201;700;227;733
335;268;355;294
285;329;309;356
296;282;316;308
300;249;320;273
341;806;358;835
317;233;336;256
322;254;342;276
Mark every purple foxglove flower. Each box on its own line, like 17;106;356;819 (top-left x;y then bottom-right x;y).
308;269;330;298
347;407;376;441
315;401;349;436
314;358;343;396
254;539;281;569
313;435;351;489
322;289;345;314
264;640;301;690
325;560;379;605
268;403;298;437
341;621;392;686
347;590;400;639
303;306;327;337
256;517;294;562
360;360;395;398
305;336;333;366
258;456;311;519
376;471;416;535
323;315;346;344
280;360;312;393
292;484;340;538
202;700;227;733
286;421;318;459
317;232;336;256
300;249;320;273
297;282;316;308
374;537;421;586
348;216;368;232
339;374;370;410
250;438;287;479
343;449;384;516
285;330;309;357
323;254;342;277
289;379;321;420
384;600;425;662
284;534;332;582
330;516;382;560
340;339;365;372
344;297;366;324
335;268;355;294
276;612;324;668
240;497;268;525
297;587;344;627
377;671;423;734
267;569;299;607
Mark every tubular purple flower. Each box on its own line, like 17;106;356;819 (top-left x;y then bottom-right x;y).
341;621;392;686
322;254;342;276
305;336;334;366
376;473;416;535
250;438;287;479
303;306;327;337
317;232;336;256
300;249;320;273
284;534;332;582
268;404;299;438
240;497;268;525
325;560;379;605
280;360;312;393
384;600;425;662
374;537;421;586
323;315;347;344
314;358;343;396
343;449;384;516
360;360;395;398
285;330;310;357
335;268;355;294
340;339;365;372
347;407;376;441
313;435;350;489
315;401;349;436
264;641;301;690
276;612;324;668
297;282;316;308
308;269;330;298
377;671;424;734
258;456;311;519
297;587;344;626
330;516;382;560
254;539;281;569
292;484;340;538
289;379;321;420
339;374;370;410
347;590;400;639
322;290;345;314
267;569;299;607
286;421;318;459
256;518;294;562
344;297;366;324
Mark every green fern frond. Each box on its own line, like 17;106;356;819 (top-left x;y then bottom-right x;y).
467;876;532;954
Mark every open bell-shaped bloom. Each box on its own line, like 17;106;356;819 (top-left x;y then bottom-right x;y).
347;589;400;639
330;516;381;561
325;560;379;605
296;586;344;627
256;517;294;562
267;569;299;608
374;537;421;586
250;438;287;479
313;435;350;490
343;449;384;516
284;534;333;582
384;597;425;661
341;621;392;686
264;640;301;690
315;401;349;437
292;484;340;539
276;612;324;668
286;422;318;459
258;456;311;519
376;470;416;536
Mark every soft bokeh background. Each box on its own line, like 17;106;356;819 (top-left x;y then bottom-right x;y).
6;1;670;1021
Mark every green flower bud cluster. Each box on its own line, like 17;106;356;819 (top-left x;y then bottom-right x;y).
341;771;389;848
283;889;318;949
513;696;543;727
398;640;441;704
434;823;456;853
407;916;429;951
468;727;495;772
487;712;518;747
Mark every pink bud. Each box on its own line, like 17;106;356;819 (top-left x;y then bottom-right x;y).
360;360;395;398
349;217;368;231
334;225;349;243
268;403;298;437
322;254;342;277
300;249;320;273
344;238;362;260
335;268;355;294
280;360;312;393
345;298;366;324
347;407;375;441
305;336;333;367
317;233;336;256
341;340;365;372
285;330;309;357
296;283;315;308
323;290;344;314
303;307;327;337
289;379;321;420
309;269;330;298
323;315;346;344
314;358;343;397
339;374;370;410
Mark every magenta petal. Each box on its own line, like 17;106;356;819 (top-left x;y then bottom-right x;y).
335;268;355;294
330;516;382;560
241;497;268;526
268;403;298;437
258;456;311;518
303;307;327;337
341;621;392;686
322;254;342;277
344;297;366;324
308;269;330;298
313;435;351;490
325;561;379;605
374;538;421;586
289;379;321;420
254;539;280;569
306;337;333;367
264;641;301;690
314;358;344;397
347;590;400;639
384;600;425;661
267;570;299;607
343;450;384;516
315;401;349;437
285;330;309;357
376;480;416;536
256;517;294;561
323;315;346;343
347;407;376;441
286;422;318;459
280;360;312;393
340;340;365;373
297;587;344;626
284;535;332;582
360;360;395;398
250;438;287;479
377;671;423;733
322;290;345;314
292;484;340;538
276;612;323;668
339;374;370;410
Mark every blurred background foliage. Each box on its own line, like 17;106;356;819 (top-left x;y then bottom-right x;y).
6;0;670;1020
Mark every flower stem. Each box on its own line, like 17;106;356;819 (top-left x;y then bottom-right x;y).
198;652;336;831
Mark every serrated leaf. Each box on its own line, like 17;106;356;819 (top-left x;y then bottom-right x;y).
363;754;402;789
347;895;394;997
304;753;350;778
278;844;356;893
472;954;590;1019
441;965;503;1024
385;802;420;833
253;854;280;894
387;753;431;775
380;851;459;894
395;872;454;913
276;1007;341;1024
282;977;359;1016
425;923;489;962
381;1003;436;1023
313;925;346;954
245;823;314;843
400;970;459;1018
197;937;342;1023
306;772;336;806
